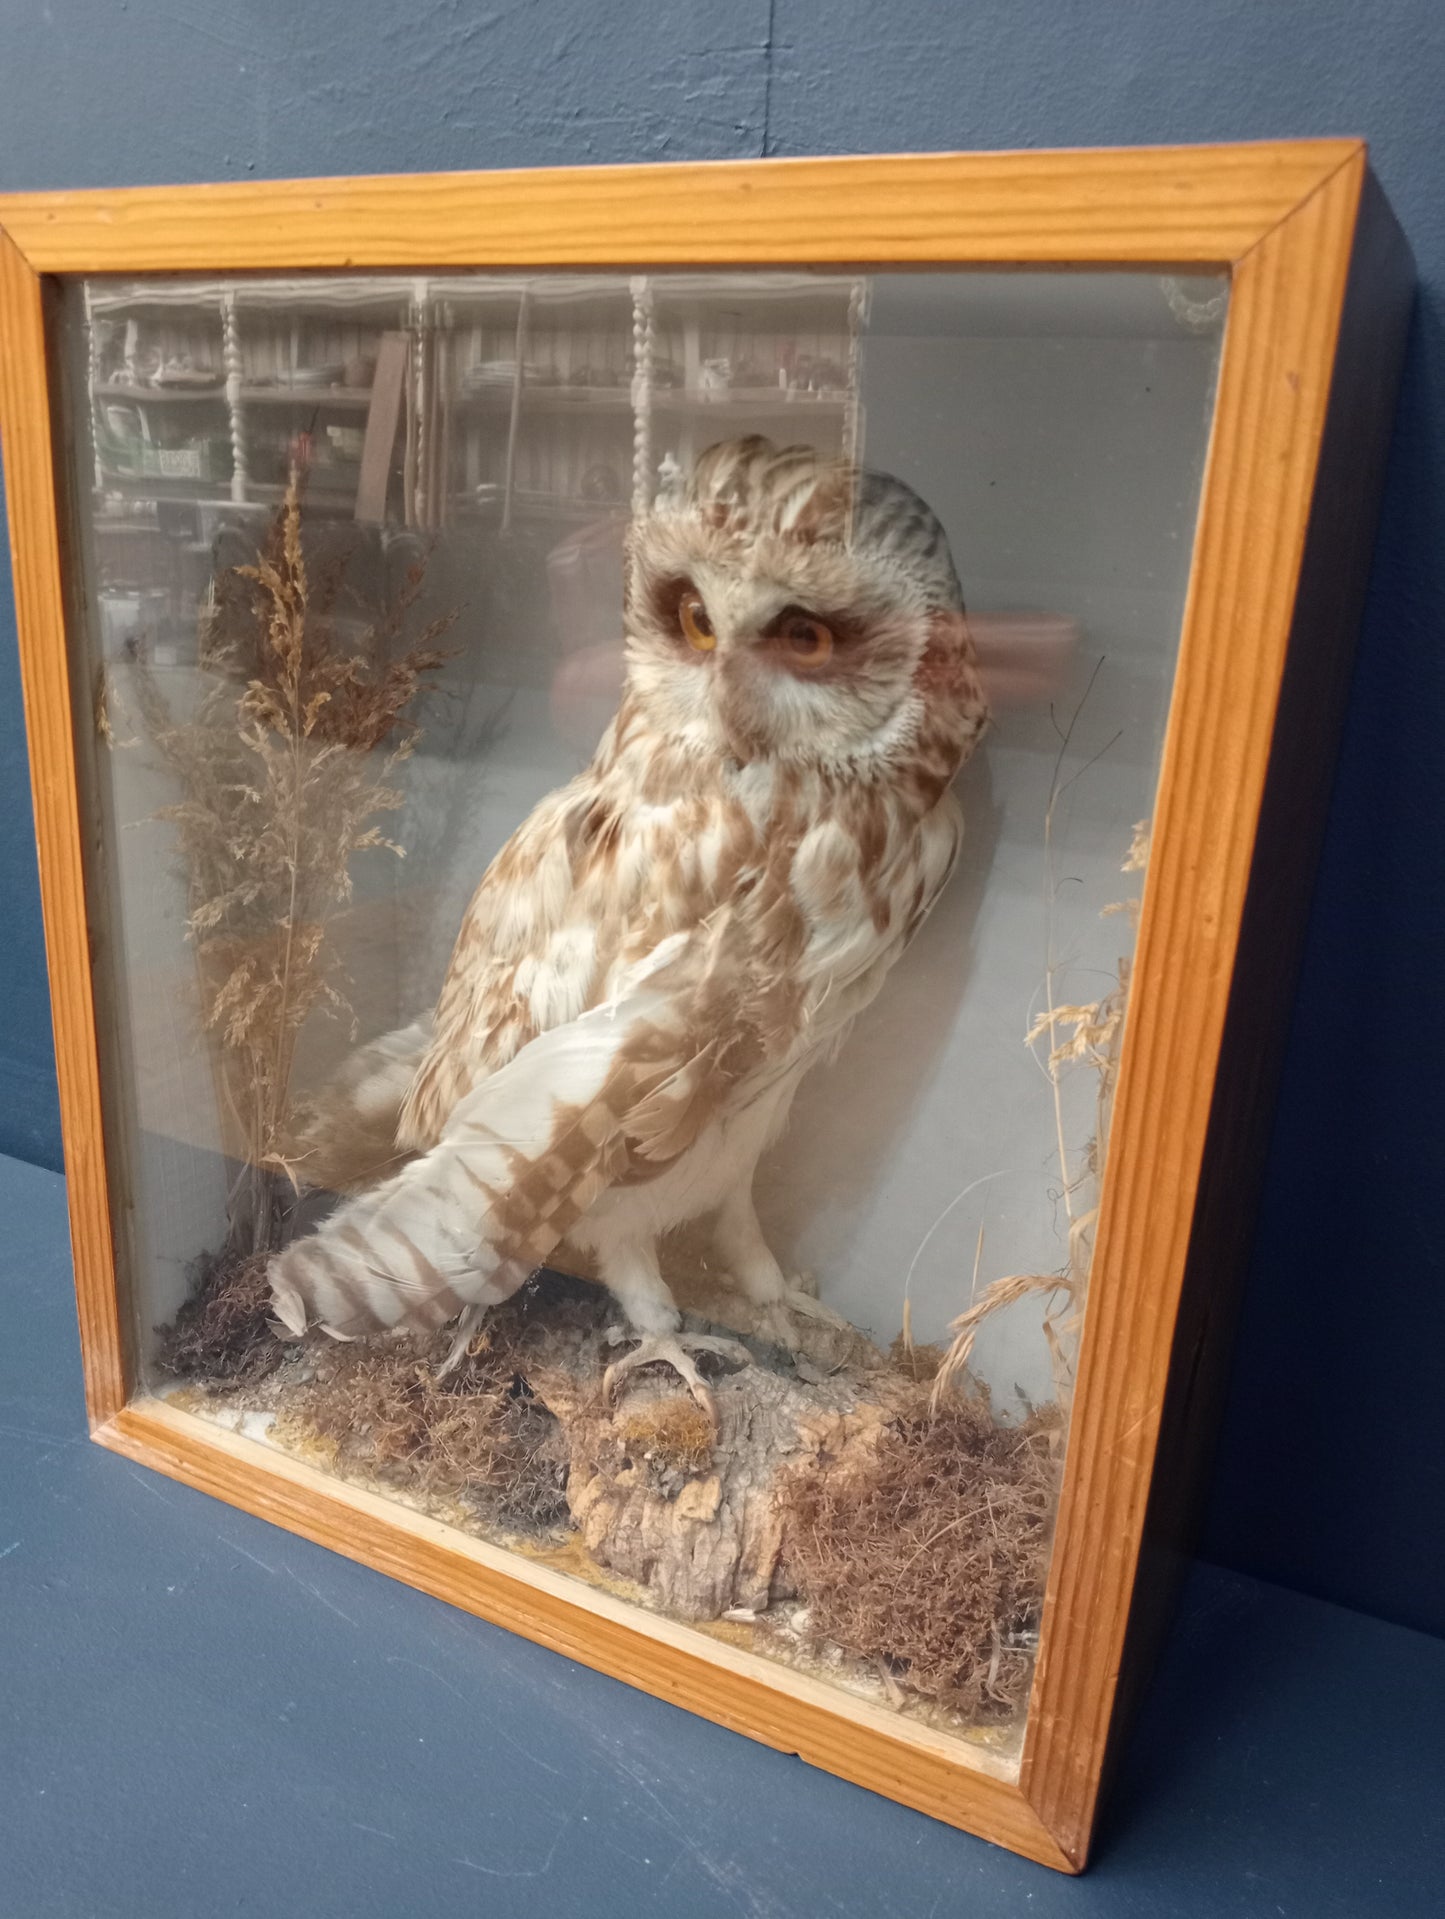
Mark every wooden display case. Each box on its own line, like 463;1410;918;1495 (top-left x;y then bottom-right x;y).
0;145;1411;1870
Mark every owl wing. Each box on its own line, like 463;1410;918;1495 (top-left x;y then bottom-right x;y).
781;786;965;1076
283;771;604;1197
271;767;966;1341
269;910;789;1340
397;774;606;1153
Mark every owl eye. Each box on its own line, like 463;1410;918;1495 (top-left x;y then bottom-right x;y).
778;613;834;667
678;593;716;652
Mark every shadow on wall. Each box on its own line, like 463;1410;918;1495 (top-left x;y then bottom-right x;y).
1201;284;1445;1637
0;469;62;1171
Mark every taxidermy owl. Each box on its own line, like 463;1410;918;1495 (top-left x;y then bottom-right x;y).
269;436;988;1409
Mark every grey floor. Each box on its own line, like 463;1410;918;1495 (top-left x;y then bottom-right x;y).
3;1150;1441;1918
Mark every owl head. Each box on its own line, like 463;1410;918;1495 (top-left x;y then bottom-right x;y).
624;436;986;778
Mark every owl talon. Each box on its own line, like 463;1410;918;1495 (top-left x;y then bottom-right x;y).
603;1332;749;1423
436;1304;486;1378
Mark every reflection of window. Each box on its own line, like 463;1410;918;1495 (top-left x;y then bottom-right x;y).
434;274;866;529
80;274;868;661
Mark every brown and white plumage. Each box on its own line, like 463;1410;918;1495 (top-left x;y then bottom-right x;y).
270;436;988;1373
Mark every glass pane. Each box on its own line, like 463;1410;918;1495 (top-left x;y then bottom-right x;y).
58;263;1225;1770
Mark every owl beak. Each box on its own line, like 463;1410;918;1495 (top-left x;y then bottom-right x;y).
712;639;769;764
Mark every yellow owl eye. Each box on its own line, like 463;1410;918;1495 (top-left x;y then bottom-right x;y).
679;593;716;652
779;614;834;667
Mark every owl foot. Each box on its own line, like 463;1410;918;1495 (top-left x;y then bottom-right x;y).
757;1286;852;1350
785;1283;849;1327
603;1332;750;1425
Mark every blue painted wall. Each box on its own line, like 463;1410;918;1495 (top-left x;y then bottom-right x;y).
2;0;1441;1635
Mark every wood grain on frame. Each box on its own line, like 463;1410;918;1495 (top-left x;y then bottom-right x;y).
0;142;1404;1870
0;142;1357;274
1092;162;1415;1846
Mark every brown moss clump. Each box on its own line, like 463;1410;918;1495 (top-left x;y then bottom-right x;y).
780;1394;1059;1720
156;1249;282;1385
290;1330;570;1532
887;1331;948;1383
614;1397;715;1479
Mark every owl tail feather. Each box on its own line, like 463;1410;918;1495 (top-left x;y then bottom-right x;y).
268;935;713;1344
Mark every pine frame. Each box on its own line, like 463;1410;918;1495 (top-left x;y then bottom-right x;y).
0;144;1411;1870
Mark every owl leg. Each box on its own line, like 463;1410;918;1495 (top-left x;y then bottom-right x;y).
595;1233;748;1422
712;1189;850;1345
595;1232;684;1338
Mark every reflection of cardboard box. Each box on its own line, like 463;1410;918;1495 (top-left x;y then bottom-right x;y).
546;517;626;653
156;445;203;480
97;421;231;486
550;642;627;757
149;438;229;482
969;612;1078;709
